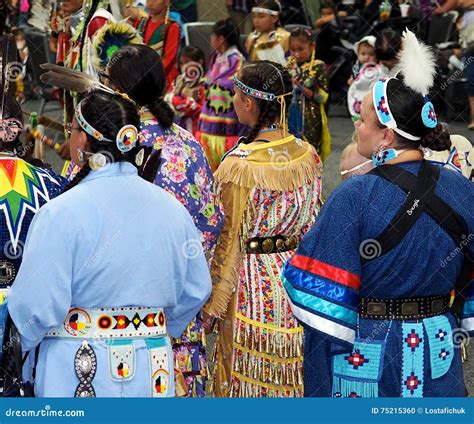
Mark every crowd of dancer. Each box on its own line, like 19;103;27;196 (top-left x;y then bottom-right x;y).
0;0;472;399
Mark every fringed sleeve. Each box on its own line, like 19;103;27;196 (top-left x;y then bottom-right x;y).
203;179;250;318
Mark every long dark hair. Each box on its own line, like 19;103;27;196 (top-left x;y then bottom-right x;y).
383;78;451;151
108;45;174;128
237;60;292;144
64;90;141;191
212;18;244;55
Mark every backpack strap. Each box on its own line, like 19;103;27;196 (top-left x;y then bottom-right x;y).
368;161;472;316
367;160;440;256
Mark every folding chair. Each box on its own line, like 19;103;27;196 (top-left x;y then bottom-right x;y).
183;22;215;67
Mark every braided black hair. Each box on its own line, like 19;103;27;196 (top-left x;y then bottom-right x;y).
108;45;174;128
237;60;293;144
212;17;246;56
382;78;451;151
64;90;141;191
78;0;101;72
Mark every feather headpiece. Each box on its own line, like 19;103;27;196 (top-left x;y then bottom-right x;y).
40;63;135;105
399;29;436;96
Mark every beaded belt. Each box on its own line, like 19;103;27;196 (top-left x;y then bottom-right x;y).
359;295;451;320
245;235;298;254
46;307;167;339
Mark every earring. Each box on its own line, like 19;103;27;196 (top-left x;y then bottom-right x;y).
371;146;398;167
77;148;85;163
89;152;107;170
135;148;145;166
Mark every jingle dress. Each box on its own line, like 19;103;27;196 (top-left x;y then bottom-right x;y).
245;28;290;65
139;111;224;397
8;162;211;397
198;46;246;171
288;57;331;162
283;161;474;397
205;135;323;397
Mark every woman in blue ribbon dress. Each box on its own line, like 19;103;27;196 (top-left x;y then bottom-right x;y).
8;90;211;397
283;30;474;397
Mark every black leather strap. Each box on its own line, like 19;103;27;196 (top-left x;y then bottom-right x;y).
368;161;472;316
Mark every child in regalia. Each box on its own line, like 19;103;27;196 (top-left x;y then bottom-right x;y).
134;0;180;87
347;35;383;121
198;18;246;171
246;0;290;65
165;46;206;135
287;27;331;162
203;61;323;397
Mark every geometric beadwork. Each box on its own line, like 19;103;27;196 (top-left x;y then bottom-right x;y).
423;315;454;379
405;329;423;352
401;322;424;397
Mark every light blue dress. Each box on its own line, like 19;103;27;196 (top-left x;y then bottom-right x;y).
8;162;212;397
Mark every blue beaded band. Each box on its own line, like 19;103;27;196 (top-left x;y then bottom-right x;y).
75;101;113;143
233;76;277;101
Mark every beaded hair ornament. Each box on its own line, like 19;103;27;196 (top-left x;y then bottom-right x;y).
75;100;138;154
233;62;292;130
373;30;438;142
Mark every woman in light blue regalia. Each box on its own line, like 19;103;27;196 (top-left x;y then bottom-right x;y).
282;30;474;397
7;89;212;397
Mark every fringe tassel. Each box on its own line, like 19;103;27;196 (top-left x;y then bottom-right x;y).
332;377;379;398
231;375;304;398
234;316;304;358
214;143;322;192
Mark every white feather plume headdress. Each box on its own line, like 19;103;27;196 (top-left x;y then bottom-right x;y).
399;29;436;96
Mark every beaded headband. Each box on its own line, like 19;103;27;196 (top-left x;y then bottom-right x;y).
233;62;292;101
233;76;277;101
373;78;438;142
252;7;279;15
75;101;138;153
75;101;112;142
